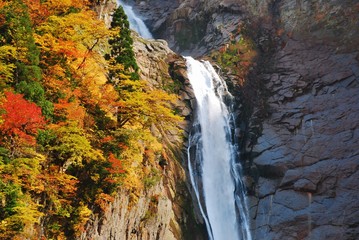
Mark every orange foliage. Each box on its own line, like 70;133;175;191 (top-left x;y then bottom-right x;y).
94;193;115;212
107;152;125;174
54;97;86;127
23;0;51;25
0;91;46;145
43;0;89;15
100;135;114;143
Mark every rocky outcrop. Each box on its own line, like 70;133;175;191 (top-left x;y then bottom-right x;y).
131;0;359;56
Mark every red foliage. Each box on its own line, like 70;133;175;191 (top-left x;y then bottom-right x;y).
107;152;125;174
100;135;114;143
0;91;46;145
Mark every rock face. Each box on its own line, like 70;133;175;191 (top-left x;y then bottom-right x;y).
133;0;243;56
236;1;359;239
129;0;359;239
249;39;359;240
132;0;358;56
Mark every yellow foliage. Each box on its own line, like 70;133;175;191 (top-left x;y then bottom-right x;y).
44;0;90;15
117;79;183;130
0;193;43;239
73;203;92;236
36;11;113;54
50;124;106;171
0;45;16;85
35;9;118;116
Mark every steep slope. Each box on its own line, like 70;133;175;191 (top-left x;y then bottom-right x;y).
80;10;205;238
0;0;207;239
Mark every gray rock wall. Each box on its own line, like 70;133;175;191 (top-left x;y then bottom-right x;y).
249;39;359;240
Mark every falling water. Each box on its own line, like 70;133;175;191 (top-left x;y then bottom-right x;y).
117;0;153;39
112;3;251;238
186;57;252;240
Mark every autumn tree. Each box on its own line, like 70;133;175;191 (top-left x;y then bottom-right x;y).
116;79;183;130
0;91;46;155
0;0;54;119
35;10;115;121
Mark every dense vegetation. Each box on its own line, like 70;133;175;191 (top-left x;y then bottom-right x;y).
0;0;182;238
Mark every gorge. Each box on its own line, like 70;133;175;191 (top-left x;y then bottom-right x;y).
0;0;358;239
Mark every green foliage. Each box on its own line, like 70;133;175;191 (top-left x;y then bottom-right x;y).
0;0;41;83
16;81;54;119
0;180;24;237
15;63;42;83
210;37;257;78
106;6;139;81
37;129;57;150
0;180;21;219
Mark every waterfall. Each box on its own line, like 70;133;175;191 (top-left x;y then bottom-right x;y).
185;57;252;240
113;3;252;239
116;0;153;39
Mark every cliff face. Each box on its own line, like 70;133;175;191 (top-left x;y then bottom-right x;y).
134;0;243;56
250;39;359;240
239;1;359;239
129;0;359;239
81;2;205;239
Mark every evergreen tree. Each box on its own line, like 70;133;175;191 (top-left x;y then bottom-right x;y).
106;6;139;81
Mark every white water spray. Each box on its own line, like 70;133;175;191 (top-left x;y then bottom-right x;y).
117;0;153;39
186;57;252;240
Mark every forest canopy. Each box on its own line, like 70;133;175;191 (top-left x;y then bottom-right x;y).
0;0;182;238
